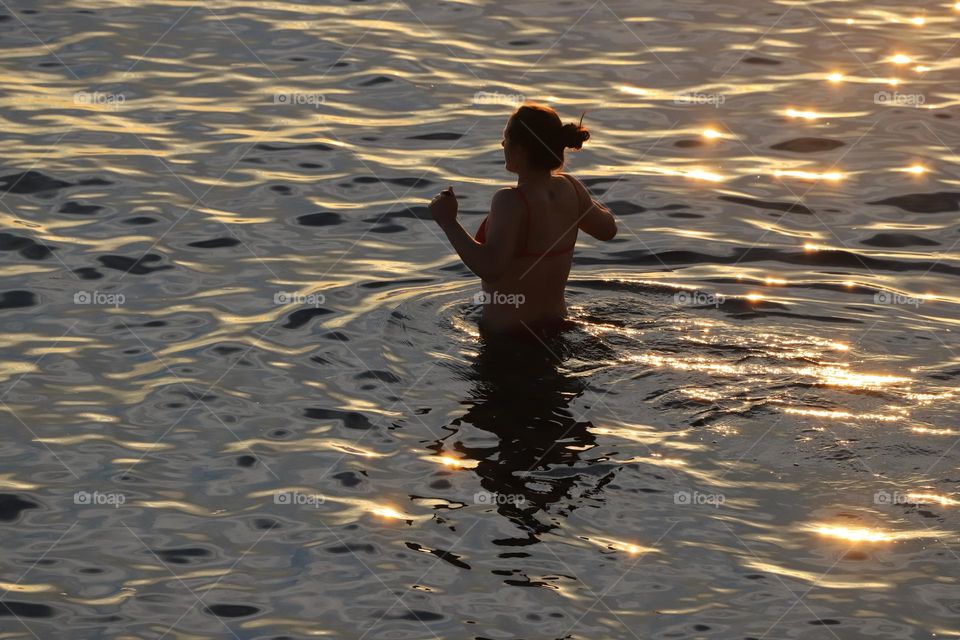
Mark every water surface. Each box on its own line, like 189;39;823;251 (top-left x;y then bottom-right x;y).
1;0;959;638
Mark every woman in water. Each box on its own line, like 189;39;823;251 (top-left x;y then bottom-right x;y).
429;103;617;334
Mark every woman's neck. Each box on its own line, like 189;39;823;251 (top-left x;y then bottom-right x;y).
516;169;553;187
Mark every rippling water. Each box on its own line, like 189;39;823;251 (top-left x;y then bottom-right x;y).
2;0;960;637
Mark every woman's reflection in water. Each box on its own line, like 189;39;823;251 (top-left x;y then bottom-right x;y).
433;324;617;543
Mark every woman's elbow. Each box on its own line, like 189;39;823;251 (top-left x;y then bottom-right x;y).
601;221;617;241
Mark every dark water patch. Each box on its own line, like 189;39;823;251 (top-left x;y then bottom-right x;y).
743;56;781;65
358;75;392;86
297;211;343;226
304;407;373;429
356;370;401;383
327;543;376;554
673;139;705;148
59;201;102;214
0;232;55;259
187;237;241;249
405;542;471;569
868;192;960;213
73;267;101;279
98;254;172;275
407;132;464;140
204;604;260;618
282;307;333;329
861;233;939;247
607;201;647;215
254;142;333;152
719;195;812;214
0;493;39;521
361;277;433;289
0;171;71;194
333;471;363;487
509;39;537;46
0;601;54;618
155;547;212;564
122;216;157;225
388;610;444;622
353;176;433;188
236;454;256;467
211;344;244;355
668;212;703;219
270;185;292;194
0;290;37;310
299;162;324;168
770;137;845;153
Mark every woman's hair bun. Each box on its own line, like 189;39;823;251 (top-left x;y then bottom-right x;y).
560;122;590;150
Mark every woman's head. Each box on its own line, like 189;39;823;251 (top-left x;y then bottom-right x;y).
502;103;589;174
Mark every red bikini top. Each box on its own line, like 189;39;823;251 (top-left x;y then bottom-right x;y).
474;174;583;259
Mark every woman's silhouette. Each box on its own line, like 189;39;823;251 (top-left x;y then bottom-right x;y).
429;103;618;335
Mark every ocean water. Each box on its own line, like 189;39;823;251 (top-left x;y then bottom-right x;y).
1;0;959;638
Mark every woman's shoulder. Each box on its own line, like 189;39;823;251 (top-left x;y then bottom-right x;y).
490;187;524;211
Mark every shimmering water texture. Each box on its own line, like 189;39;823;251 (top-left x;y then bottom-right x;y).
1;0;960;638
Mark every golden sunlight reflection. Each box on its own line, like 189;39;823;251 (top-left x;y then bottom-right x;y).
911;425;960;436
742;559;889;589
785;108;822;120
773;169;845;182
904;493;959;507
427;454;479;469
890;54;913;65
814;526;891;542
782;407;902;422
800;365;911;388
827;72;845;83
809;524;948;542
369;505;410;520
587;536;659;556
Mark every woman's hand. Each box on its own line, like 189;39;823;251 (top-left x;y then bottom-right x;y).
429;186;458;228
